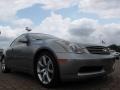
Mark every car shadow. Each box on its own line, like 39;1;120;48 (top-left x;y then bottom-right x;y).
56;77;114;90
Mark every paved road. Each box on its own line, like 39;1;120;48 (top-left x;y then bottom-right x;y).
0;60;120;90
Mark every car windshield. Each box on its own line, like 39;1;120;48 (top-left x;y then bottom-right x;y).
29;33;57;40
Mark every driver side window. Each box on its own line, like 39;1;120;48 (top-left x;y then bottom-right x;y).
10;35;27;47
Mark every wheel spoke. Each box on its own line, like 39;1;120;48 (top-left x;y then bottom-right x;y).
48;68;53;74
42;56;47;66
38;60;44;67
46;72;51;82
37;69;45;74
47;59;52;65
42;72;46;82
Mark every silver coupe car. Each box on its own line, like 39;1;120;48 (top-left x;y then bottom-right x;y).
0;33;115;87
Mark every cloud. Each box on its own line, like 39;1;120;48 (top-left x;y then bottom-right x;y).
0;18;33;48
0;13;71;48
39;0;77;10
1;0;120;21
0;0;76;21
12;18;33;28
33;13;99;44
38;0;120;18
34;13;71;39
0;0;39;21
69;18;97;36
101;23;120;44
0;26;16;39
0;26;16;48
34;13;120;45
79;0;120;18
0;13;120;49
0;0;120;50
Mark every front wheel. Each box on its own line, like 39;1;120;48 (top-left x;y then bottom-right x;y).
35;52;59;87
1;58;10;73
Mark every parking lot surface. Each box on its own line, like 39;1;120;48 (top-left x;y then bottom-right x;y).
0;60;120;90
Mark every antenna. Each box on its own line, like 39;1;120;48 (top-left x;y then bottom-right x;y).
25;27;32;32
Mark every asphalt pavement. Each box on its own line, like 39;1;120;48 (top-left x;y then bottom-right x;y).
0;60;120;90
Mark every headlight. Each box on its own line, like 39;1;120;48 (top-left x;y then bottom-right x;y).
69;43;88;54
56;40;88;54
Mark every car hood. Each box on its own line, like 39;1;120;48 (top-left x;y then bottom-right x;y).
52;38;105;48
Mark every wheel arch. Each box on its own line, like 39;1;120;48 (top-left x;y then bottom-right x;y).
33;48;58;63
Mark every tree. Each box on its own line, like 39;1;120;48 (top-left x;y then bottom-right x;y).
108;44;120;52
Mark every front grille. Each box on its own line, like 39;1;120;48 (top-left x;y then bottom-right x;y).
86;46;110;55
79;66;103;73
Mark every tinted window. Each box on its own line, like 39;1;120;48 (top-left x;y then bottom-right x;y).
10;35;27;47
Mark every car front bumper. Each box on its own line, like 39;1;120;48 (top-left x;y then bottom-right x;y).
56;53;115;80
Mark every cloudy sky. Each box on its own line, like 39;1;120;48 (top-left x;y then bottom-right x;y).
0;0;120;48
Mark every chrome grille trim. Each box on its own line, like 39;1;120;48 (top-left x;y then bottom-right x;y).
86;46;110;55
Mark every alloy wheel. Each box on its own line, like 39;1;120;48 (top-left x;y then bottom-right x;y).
37;55;54;85
1;59;6;71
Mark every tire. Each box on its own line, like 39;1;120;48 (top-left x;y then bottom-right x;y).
34;52;59;87
1;57;11;73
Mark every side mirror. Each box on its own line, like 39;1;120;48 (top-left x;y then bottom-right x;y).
18;39;28;44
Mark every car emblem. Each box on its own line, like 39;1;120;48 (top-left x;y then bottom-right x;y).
103;49;107;52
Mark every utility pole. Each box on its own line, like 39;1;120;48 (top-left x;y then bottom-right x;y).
25;27;32;32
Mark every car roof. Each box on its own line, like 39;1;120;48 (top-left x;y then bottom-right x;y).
23;33;54;36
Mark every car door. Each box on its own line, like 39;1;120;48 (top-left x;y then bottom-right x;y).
11;34;32;70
